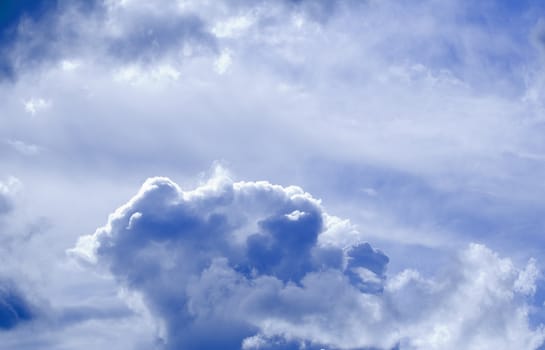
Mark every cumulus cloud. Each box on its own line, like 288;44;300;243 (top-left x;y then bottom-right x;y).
70;168;389;349
387;244;545;349
71;170;545;349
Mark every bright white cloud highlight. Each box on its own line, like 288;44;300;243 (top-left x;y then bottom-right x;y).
23;98;50;116
214;49;233;74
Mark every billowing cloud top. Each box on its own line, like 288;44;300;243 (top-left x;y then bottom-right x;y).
71;170;545;350
71;169;390;349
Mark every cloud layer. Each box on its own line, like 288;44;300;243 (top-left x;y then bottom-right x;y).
2;0;545;348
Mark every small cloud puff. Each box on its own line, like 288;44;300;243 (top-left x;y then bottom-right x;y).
23;98;50;115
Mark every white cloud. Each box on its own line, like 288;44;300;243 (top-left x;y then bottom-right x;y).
215;49;233;74
1;1;545;348
71;171;545;350
0;177;22;199
389;244;545;350
212;15;255;38
60;60;81;72
114;63;181;84
71;169;391;349
23;98;50;115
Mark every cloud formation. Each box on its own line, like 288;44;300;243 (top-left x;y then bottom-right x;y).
72;170;545;349
2;0;545;348
72;168;389;349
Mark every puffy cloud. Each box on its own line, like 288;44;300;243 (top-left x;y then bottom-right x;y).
386;244;545;350
71;169;389;349
72;170;545;349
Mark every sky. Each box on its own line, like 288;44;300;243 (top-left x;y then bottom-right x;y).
2;0;545;349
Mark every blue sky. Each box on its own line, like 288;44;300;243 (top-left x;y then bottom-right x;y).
1;0;545;349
